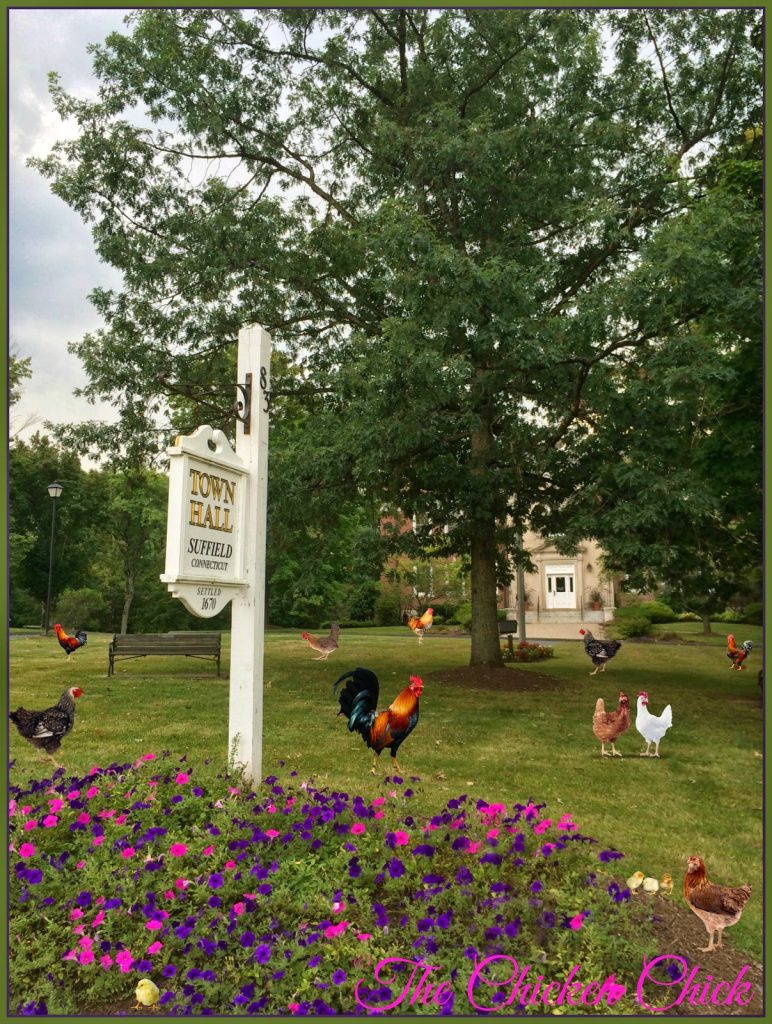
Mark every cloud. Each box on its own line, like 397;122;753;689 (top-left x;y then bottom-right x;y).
9;9;129;440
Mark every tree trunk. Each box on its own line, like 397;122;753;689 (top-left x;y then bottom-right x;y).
120;570;135;634
701;613;712;636
470;516;504;667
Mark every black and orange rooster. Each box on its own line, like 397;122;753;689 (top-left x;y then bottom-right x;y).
726;634;753;671
333;667;423;775
10;686;83;768
54;623;87;662
407;608;433;644
579;628;622;675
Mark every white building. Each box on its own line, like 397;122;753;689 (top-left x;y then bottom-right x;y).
501;531;615;626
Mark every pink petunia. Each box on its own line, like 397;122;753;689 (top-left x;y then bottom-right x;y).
266;803;276;813
76;860;86;869
70;909;84;921
351;823;366;835
114;814;127;825
72;925;86;936
76;812;91;825
96;895;105;905
373;811;383;819
100;955;113;970
163;890;175;900
487;828;500;840
324;920;349;939
23;820;38;832
141;752;156;761
466;841;481;854
225;860;237;870
175;772;189;785
202;845;214;856
233;902;246;916
372;796;385;807
569;914;585;931
92;911;105;927
66;790;80;801
79;949;95;965
449;817;465;830
388;790;398;798
288;1004;300;1013
115;950;134;973
265;829;280;839
62;949;78;962
121;847;136;859
146;920;163;931
147;941;163;954
533;818;552;835
98;809;115;819
175;878;190;889
228;787;240;796
393;831;410;846
79;935;93;949
48;798;64;812
42;815;59;828
19;842;36;858
332;900;346;914
356;933;372;941
85;786;99;799
8;799;17;816
169;843;188;857
92;836;104;847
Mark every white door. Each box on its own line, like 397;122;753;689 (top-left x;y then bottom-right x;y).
545;568;576;609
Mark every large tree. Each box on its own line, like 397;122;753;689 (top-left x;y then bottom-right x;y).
33;8;761;664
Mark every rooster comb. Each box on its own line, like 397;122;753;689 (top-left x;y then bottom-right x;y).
409;675;423;685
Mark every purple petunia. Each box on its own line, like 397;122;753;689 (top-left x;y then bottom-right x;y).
207;873;224;889
254;944;271;964
331;969;347;985
387;857;405;878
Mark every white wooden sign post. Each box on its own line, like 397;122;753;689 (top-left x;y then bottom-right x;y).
161;324;271;783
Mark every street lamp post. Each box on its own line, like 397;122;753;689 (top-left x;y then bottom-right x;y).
44;481;63;634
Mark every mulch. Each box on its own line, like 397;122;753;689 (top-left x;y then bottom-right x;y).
427;665;573;692
634;891;764;1016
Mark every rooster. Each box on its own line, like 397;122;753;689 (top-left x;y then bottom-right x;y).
407;608;433;644
635;691;672;757
301;623;340;661
579;628;621;675
333;667;423;775
726;634;753;671
592;691;631;757
54;623;87;662
9;686;83;768
683;855;751;953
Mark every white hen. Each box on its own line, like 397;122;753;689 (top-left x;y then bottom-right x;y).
635;691;672;758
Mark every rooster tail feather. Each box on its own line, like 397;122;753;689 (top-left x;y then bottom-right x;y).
75;631;87;646
332;670;355;697
661;705;673;727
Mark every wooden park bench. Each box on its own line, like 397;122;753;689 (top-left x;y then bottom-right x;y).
108;632;222;677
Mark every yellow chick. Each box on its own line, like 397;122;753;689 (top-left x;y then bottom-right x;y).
642;876;660;893
626;871;645;894
134;978;160;1011
660;873;673;895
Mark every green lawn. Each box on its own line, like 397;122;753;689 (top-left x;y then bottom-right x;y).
8;625;763;959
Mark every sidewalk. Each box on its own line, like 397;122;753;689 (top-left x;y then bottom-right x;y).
516;620;612;642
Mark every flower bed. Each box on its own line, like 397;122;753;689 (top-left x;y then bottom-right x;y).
9;755;656;1015
502;641;555;663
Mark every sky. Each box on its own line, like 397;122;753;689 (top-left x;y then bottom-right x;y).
9;8;131;443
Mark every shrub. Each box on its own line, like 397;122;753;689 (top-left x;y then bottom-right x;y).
615;616;652;639
53;588;112;633
373;592;402;626
742;602;763;626
453;602;473;630
676;612;701;622
9;757;656;1016
612;602;676;625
